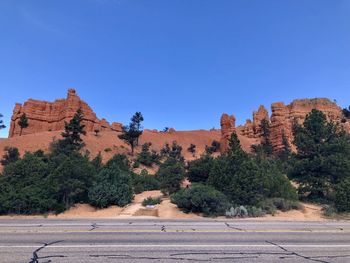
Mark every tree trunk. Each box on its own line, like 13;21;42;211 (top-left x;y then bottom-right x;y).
19;127;22;136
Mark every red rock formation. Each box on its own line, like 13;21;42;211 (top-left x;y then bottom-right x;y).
253;105;270;134
223;98;347;153
270;98;343;152
9;89;121;137
220;113;236;153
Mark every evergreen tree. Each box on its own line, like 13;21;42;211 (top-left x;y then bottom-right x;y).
18;113;29;136
1;147;20;166
61;108;86;148
256;119;273;155
0;114;5;130
343;106;350;119
187;144;196;156
131;112;144;146
289;109;350;200
118;112;144;155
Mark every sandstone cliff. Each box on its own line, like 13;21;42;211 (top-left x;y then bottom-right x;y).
9;89;122;137
220;98;347;153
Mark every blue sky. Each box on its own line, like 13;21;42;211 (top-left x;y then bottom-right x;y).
1;0;349;137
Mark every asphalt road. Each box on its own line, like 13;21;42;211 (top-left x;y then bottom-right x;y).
0;218;350;263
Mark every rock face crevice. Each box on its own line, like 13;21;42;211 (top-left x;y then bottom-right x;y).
9;89;122;137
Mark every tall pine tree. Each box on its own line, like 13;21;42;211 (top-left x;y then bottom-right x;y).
118;112;144;155
18;113;29;136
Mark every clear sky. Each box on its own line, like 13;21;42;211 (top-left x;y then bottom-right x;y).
0;0;349;138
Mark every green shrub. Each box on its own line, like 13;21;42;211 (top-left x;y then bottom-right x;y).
156;158;185;195
208;134;297;206
323;205;337;217
171;184;229;216
136;143;160;167
187;155;214;183
258;198;301;215
0;152;58;214
247;206;265;217
225;206;248;218
132;170;160;194
334;179;350;212
88;164;134;208
142;196;162;206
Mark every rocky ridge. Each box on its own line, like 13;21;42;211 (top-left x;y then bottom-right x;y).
9;89;122;137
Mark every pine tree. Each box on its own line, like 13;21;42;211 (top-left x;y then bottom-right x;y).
289;109;350;200
18;113;29;136
118;112;144;155
1;147;20;166
187;144;196;156
61;108;86;149
0;114;6;130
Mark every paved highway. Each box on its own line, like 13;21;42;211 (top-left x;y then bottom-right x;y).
0;218;350;262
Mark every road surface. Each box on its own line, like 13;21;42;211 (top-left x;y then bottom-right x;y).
0;218;350;262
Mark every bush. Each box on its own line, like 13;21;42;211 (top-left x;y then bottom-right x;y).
0;152;58;214
132;170;160;194
225;206;248;218
88;164;134;208
247;206;265;217
208;137;297;206
49;152;95;208
156;158;185;195
187;155;214;183
334;179;350;212
1;147;20;166
104;154;130;171
258;198;301;215
171;184;229;216
136;143;160;167
142;196;162;206
323;205;337;217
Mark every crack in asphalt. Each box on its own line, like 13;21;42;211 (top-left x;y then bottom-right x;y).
224;222;244;231
89;223;98;231
89;254;211;261
28;240;65;263
266;241;331;263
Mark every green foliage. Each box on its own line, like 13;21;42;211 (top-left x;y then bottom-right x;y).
105;154;130;171
160;141;184;162
208;133;297;206
225;206;248;218
118;112;144;155
18;113;29;136
252;119;273;156
289;109;350;200
334;179;350;212
91;152;103;173
61;108;86;148
1;147;20;166
0;153;58;214
343;106;350;119
136;143;160;167
0;113;5;129
132;170;160;194
259;198;301;214
49;152;95;208
187;154;214;183
171;184;229;216
88;164;133;208
205;140;221;154
142;196;162;206
156;157;185;195
187;144;196;155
